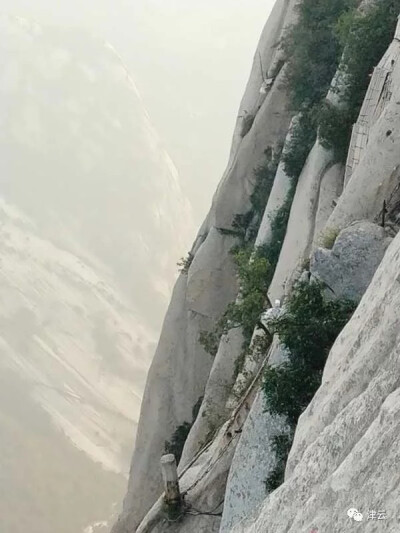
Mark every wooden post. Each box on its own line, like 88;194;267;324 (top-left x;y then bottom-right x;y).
161;454;181;512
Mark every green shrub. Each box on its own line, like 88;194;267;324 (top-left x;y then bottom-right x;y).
265;431;294;492
270;281;355;364
319;0;400;160
320;226;340;249
164;422;192;464
336;0;400;112
250;147;282;218
281;0;400;164
199;329;220;357
318;0;400;161
257;175;297;273
199;246;271;355
318;101;353;161
177;252;194;274
281;0;400;167
281;112;316;180
165;396;204;464
264;360;324;426
283;0;353;111
227;247;271;341
217;212;255;239
201;176;297;361
263;281;355;490
192;396;203;420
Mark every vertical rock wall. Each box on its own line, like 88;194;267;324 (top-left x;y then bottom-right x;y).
112;3;298;530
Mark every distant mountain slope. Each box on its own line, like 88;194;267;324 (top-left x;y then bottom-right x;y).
0;197;153;472
0;13;193;331
0;14;193;533
0;366;124;533
0;195;144;532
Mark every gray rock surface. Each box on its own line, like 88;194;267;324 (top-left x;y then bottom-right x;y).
311;221;392;302
220;337;289;533
114;6;400;533
269;141;333;302
220;393;286;532
179;326;245;468
312;163;344;250
232;215;400;533
112;229;238;533
255;118;296;249
328;27;400;231
112;6;296;528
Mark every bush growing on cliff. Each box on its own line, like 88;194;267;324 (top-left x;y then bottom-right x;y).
265;431;294;492
164;422;192;464
317;101;353;161
318;0;400;159
320;226;340;249
254;175;297;276
201;150;294;362
199;246;271;356
281;112;316;180
205;148;283;353
282;0;400;167
218;147;282;242
280;0;354;175
164;397;203;464
177;252;194;274
263;281;355;491
337;0;400;111
283;0;353;111
250;147;282;219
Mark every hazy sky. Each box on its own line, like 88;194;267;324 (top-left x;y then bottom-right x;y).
4;0;275;223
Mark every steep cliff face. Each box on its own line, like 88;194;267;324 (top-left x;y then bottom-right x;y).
232;228;400;532
112;3;296;531
115;1;400;532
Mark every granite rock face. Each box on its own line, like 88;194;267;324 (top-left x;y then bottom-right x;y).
112;4;297;530
311;221;392;302
268;141;333;303
114;5;400;533
232;221;400;533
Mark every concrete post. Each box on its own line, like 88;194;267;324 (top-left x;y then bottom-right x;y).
160;454;181;508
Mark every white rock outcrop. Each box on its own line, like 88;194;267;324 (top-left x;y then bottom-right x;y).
114;6;400;533
220;339;289;533
328;19;400;231
311;163;344;250
112;6;298;529
268;141;333;302
232;213;400;533
311;221;392;302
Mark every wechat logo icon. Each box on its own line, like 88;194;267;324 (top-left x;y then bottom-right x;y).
347;508;363;522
